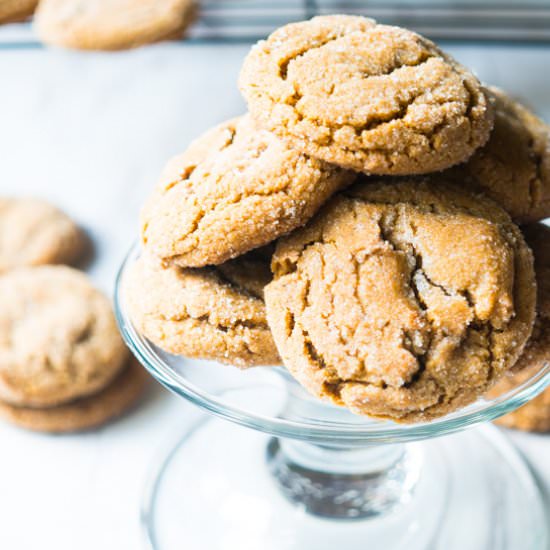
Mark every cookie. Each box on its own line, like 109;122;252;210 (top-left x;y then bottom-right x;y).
265;179;536;422
125;250;281;367
0;266;129;407
491;366;550;433
447;87;550;223
239;15;493;175
141;116;355;267
0;357;149;433
35;0;195;51
488;223;550;432
0;198;86;273
141;115;354;268
0;0;37;23
0;0;36;22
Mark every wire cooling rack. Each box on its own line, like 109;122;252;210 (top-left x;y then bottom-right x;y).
1;0;550;47
192;0;550;41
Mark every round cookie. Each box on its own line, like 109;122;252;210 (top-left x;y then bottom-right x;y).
0;357;149;433
489;223;550;432
125;250;281;367
448;87;550;223
239;15;493;175
141;115;354;268
0;198;86;273
0;0;37;23
265;179;536;422
0;266;128;407
35;0;196;51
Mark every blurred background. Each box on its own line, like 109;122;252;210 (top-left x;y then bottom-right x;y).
0;1;548;548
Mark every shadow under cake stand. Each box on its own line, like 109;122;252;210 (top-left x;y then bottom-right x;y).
115;245;550;550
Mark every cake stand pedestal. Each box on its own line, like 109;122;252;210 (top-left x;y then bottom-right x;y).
115;247;550;550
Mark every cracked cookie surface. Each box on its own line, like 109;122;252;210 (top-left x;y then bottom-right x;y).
488;223;550;432
239;15;493;175
0;357;149;433
0;198;86;273
265;179;536;422
35;0;195;51
125;250;281;367
0;266;129;407
0;0;37;22
447;87;550;223
141;115;353;268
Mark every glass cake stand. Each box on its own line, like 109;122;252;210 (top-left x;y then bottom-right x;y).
115;245;550;550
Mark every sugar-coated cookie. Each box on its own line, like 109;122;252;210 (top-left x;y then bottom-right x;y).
0;266;128;407
125;250;281;367
491;366;550;433
448;87;550;223
265;179;535;422
240;15;493;175
35;0;195;51
0;198;86;273
0;357;149;433
0;0;37;23
489;223;550;432
141;115;354;267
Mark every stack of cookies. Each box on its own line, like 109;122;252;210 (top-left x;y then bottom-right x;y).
0;198;148;432
128;15;550;428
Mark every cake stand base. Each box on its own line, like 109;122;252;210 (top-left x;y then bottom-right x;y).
141;417;548;550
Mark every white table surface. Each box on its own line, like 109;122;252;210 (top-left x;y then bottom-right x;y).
0;41;548;550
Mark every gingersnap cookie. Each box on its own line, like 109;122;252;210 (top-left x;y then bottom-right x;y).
0;0;37;23
35;0;195;51
492;367;550;432
0;357;149;433
488;223;550;432
265;179;536;422
125;250;281;367
141;115;354;268
239;15;493;176
0;198;86;273
0;266;129;407
447;87;550;223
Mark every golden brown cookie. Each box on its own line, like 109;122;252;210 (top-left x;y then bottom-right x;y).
0;0;37;23
0;266;129;407
0;198;86;273
0;357;149;433
239;15;493;175
447;87;550;223
488;223;550;432
141;115;354;268
491;366;550;433
125;250;281;367
35;0;195;51
265;179;536;422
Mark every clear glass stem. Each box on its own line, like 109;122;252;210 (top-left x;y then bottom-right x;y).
266;371;424;519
